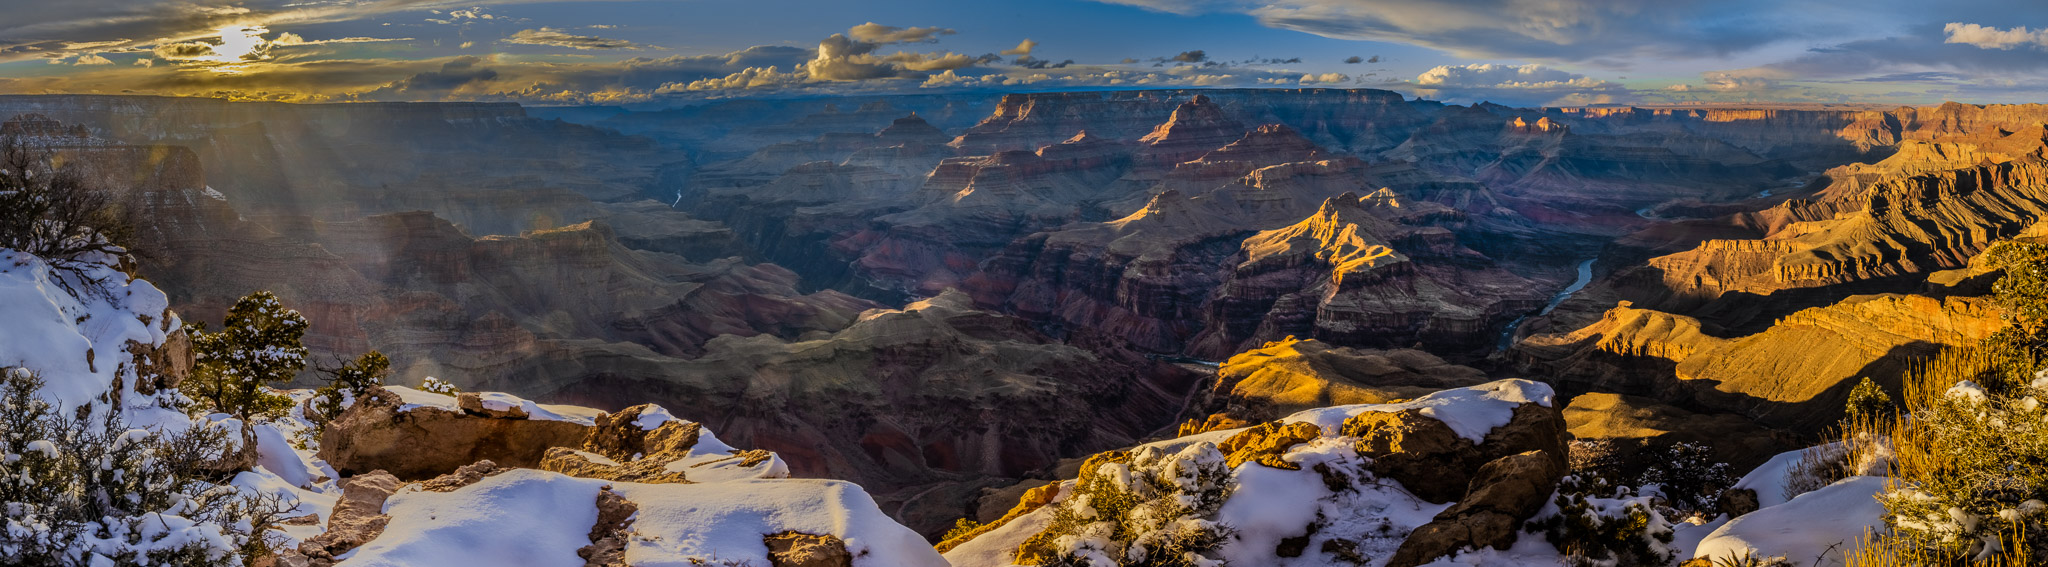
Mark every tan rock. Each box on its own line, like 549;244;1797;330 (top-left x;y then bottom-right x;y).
539;418;704;484
764;532;854;567
578;487;638;567
318;386;589;479
1219;421;1323;470
1387;451;1565;567
295;470;402;562
415;460;507;492
1344;402;1567;503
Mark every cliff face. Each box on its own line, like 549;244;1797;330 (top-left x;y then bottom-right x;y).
1519;293;2001;430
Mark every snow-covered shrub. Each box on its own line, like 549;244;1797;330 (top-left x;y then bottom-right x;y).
1876;374;2048;562
306;350;388;427
1568;439;1625;485
1018;442;1236;567
419;377;460;396
183;291;308;420
1525;474;1675;567
0;367;286;566
1636;441;1733;519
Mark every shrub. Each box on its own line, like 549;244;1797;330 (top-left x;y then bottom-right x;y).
1636;441;1733;519
182;291;308;420
1017;442;1236;567
420;377;460;396
1526;474;1675;567
1845;377;1895;425
0;136;137;270
1860;239;2048;565
0;367;287;566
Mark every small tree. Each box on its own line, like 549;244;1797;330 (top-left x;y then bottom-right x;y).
184;291;308;420
307;351;389;426
0;136;137;268
1844;376;1895;425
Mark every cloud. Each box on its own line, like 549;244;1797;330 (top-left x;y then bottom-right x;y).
1165;50;1207;63
504;28;660;50
1002;39;1037;56
1416;63;1611;89
1089;0;1814;62
1943;23;2048;50
133;58;152;67
846;23;956;44
73;53;112;65
1299;72;1349;84
271;32;414;47
1343;55;1362;64
1013;56;1074;69
1408;63;1626;106
361;55;499;99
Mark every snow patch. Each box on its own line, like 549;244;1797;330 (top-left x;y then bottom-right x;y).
1283;379;1553;441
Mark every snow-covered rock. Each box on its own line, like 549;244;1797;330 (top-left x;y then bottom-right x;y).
944;379;1566;567
1692;476;1888;566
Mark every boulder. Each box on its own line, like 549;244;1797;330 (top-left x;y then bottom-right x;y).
318;386;590;479
288;470;402;565
1344;401;1567;503
1387;451;1565;567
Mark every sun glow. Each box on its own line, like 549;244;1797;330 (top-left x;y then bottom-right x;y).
202;25;269;64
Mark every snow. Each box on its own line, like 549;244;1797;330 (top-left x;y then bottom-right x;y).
1214;437;1451;567
338;470;948;567
1693;476;1888;567
660;422;791;482
388;387;607;425
252;421;325;489
1282;379;1554;441
634;404;679;430
616;478;950;567
384;385;460;413
0;250;175;414
338;469;602;567
471;391;607;425
1733;446;1809;509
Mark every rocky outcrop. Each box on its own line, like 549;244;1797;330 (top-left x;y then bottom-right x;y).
1521;293;2002;430
318;386;590;479
1343;397;1568;503
1388;450;1564;567
1189;192;1547;357
1182;338;1488;431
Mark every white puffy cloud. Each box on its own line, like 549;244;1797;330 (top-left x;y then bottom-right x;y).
1415;63;1611;89
1298;72;1349;84
1944;23;2048;50
73;53;112;65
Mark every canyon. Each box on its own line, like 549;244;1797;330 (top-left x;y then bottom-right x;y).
11;89;2047;541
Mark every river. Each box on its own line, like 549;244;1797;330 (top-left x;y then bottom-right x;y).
1495;258;1597;352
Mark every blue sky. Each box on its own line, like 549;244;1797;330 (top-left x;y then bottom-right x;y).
2;0;2045;106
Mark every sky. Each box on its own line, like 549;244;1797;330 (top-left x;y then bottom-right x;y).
2;0;2047;107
